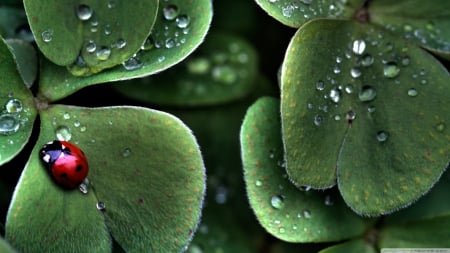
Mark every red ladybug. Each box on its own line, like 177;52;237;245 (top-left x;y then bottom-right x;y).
39;140;89;189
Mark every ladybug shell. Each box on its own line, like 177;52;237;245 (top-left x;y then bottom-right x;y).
39;140;89;189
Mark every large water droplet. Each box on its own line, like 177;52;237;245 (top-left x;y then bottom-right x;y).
163;4;179;20
407;88;418;97
76;4;93;21
0;114;20;135
113;38;127;49
55;125;72;141
383;62;400;78
176;15;191;29
350;67;362;78
41;30;53;43
359;86;377;102
329;88;341;103
122;55;143;71
345;85;354;94
85;40;97;53
352;39;366;55
5;99;23;113
96;47;111;61
96;202;106;211
316;80;325;91
271;195;285;209
376;131;389;142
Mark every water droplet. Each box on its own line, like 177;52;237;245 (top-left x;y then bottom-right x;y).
157;56;166;63
314;115;323;126
352;39;366;55
5;99;23;113
122;148;131;157
303;209;312;218
76;4;93;21
55;125;72;141
324;195;334;206
361;54;374;67
85;40;96;53
334;114;341;121
212;65;237;84
79;182;88;194
41;30;53;42
122;55;143;71
96;202;106;211
367;105;376;113
96;47;111;61
107;0;116;9
333;66;341;74
165;38;175;48
187;57;210;74
383;62;400;78
270;195;285;209
63;112;71;120
104;25;111;35
401;56;410;66
163;4;179;20
0;114;20;135
359;86;377;102
176;15;191;29
74;120;81;127
344;85;354;94
255;180;263;187
113;38;127;49
141;36;154;50
407;88;418;97
346;110;356;123
316;80;325;91
350;67;362;78
329;88;341;103
435;122;445;132
80;126;87;132
376;131;389;142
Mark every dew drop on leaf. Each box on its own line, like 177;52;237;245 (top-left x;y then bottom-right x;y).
85;40;97;53
407;88;418;97
176;15;191;29
41;29;53;43
344;84;354;94
55;125;72;141
163;4;179;21
5;99;23;113
122;55;143;71
435;122;445;132
76;4;93;21
352;39;366;55
212;65;237;84
270;195;285;209
187;57;210;74
358;86;377;102
96;202;106;211
350;67;362;78
313;115;323;126
360;54;374;67
96;47;111;60
316;80;325;91
303;209;312;218
0;114;20;135
383;62;400;78
376;131;389;142
122;148;131;157
255;180;263;187
329;88;341;103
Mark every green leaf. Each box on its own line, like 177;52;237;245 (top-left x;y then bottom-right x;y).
24;0;157;73
114;32;258;107
0;37;37;166
370;0;450;59
379;214;450;248
5;39;37;88
319;239;376;253
254;0;361;28
6;105;205;252
0;237;17;253
280;19;450;215
38;0;213;102
240;97;369;242
0;7;29;40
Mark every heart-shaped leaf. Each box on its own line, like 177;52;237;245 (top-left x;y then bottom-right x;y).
38;0;213;102
5;39;37;88
281;19;450;216
0;37;37;166
24;0;157;73
114;32;258;107
6;105;205;252
0;237;16;253
379;214;450;248
254;0;362;28
319;239;376;253
369;0;450;59
241;97;369;242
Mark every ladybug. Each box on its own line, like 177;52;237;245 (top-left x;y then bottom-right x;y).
39;140;89;189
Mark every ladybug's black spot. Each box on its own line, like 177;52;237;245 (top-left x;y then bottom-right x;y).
59;172;68;179
76;165;83;172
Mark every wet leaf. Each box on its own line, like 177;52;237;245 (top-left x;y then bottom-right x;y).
0;37;37;166
254;0;361;28
319;239;376;253
0;7;29;40
6;105;205;252
379;214;450;248
370;0;450;59
38;0;213;102
5;39;37;88
24;0;157;74
281;19;450;216
114;32;258;107
240;97;369;242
